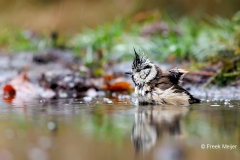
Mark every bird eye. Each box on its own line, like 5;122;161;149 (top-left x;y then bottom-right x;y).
143;65;151;69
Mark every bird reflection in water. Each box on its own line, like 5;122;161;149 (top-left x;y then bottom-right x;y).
131;105;189;157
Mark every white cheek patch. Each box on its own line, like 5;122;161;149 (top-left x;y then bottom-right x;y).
140;69;150;79
132;63;157;85
134;74;145;85
145;66;157;83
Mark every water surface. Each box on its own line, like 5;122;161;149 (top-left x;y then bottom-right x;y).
0;97;239;160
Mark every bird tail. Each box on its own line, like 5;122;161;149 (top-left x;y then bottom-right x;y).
189;96;201;104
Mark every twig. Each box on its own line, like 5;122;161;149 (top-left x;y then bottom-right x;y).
188;71;215;77
202;68;222;88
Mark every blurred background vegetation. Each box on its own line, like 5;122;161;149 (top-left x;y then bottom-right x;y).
0;0;239;32
0;0;240;86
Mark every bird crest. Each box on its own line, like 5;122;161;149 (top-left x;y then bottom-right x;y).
133;48;150;69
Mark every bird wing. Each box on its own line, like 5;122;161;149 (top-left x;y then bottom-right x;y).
147;67;200;104
148;67;187;90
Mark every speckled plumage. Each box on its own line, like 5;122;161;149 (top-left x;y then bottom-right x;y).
129;49;200;105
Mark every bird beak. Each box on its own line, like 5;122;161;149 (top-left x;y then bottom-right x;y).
125;71;132;75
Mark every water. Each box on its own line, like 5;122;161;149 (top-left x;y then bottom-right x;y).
0;97;240;160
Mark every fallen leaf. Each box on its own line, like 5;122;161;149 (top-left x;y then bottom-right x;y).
104;74;114;82
3;84;16;103
105;81;132;92
2;67;38;103
103;74;133;92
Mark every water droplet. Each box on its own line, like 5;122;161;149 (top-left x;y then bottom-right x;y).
39;100;45;103
47;122;56;131
83;96;92;102
211;104;220;107
107;100;113;104
224;102;229;105
58;92;68;98
103;98;113;104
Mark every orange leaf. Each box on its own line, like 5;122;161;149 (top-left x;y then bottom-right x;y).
108;81;131;92
3;84;16;103
2;67;38;103
104;75;114;82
